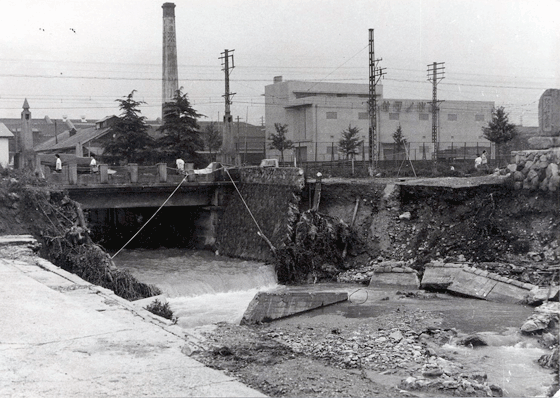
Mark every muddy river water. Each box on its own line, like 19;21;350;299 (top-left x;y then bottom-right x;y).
114;248;556;397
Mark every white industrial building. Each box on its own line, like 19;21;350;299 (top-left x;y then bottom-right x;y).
264;77;494;162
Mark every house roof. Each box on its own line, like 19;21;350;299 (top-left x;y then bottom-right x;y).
0;123;14;138
34;126;111;152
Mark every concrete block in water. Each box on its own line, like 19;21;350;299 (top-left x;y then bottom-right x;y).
241;290;347;324
420;265;462;290
421;264;536;304
369;272;419;288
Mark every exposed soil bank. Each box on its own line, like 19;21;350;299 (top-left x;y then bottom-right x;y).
306;176;560;286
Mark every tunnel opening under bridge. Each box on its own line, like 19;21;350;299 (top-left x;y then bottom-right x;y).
85;206;218;251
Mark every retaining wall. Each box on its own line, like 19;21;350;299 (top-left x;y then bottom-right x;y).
509;148;560;192
216;167;304;261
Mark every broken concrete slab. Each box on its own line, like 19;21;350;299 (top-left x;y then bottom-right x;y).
367;262;420;288
527;286;560;305
241;290;348;325
0;234;37;246
369;272;420;288
421;263;537;304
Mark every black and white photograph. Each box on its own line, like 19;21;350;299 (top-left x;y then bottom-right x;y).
0;1;558;397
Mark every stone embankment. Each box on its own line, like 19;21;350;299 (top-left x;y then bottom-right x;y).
508;147;560;192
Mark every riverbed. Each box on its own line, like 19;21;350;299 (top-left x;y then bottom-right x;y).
114;248;556;397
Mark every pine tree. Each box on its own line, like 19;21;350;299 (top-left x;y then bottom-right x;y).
392;125;407;160
103;90;154;164
482;106;517;164
157;88;204;163
338;124;363;160
269;123;293;163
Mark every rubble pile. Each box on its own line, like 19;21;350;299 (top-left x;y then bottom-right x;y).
264;315;505;397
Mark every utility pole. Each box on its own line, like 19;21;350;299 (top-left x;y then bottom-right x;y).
368;29;386;174
219;49;236;164
427;62;445;161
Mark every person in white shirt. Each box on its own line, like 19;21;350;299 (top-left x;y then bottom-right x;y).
474;154;482;170
55;154;62;173
90;154;98;173
176;158;185;174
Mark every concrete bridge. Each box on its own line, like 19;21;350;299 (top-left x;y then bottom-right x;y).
47;163;235;210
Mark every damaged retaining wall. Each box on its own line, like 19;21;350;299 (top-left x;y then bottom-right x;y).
216;167;305;261
509;148;560;192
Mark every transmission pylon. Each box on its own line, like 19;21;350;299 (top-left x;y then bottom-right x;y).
427;62;444;161
219;49;236;164
368;29;386;173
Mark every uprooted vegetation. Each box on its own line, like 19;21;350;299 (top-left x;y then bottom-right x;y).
274;210;361;284
0;168;160;301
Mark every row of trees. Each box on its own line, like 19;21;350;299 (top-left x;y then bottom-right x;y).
269;106;518;162
102;89;222;166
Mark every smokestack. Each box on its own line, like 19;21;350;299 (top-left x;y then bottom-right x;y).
162;2;179;117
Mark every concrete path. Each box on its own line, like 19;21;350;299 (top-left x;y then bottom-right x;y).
0;245;265;397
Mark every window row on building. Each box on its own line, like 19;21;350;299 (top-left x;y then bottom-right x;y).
325;111;486;122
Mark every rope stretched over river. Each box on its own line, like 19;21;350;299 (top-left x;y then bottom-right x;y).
224;168;277;255
110;173;190;259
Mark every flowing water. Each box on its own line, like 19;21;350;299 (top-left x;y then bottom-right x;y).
114;248;556;397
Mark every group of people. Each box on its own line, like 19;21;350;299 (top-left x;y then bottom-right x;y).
474;150;488;171
53;154;98;173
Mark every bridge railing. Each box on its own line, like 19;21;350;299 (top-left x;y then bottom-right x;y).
45;163;220;186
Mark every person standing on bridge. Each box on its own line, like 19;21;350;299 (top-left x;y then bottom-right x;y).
90;154;98;173
55;154;62;173
474;153;482;170
176;157;185;175
481;150;489;171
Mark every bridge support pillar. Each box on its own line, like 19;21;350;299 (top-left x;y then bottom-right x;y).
157;163;167;183
99;164;109;184
69;164;78;185
129;164;138;183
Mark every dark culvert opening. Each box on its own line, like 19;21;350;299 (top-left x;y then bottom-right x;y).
86;206;214;251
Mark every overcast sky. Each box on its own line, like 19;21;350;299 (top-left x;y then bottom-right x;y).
1;0;558;127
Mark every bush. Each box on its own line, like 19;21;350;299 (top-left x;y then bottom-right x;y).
145;299;177;322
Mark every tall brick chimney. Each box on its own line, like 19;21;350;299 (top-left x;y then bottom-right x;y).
162;2;179;117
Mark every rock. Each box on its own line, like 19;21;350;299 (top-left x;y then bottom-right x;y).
521;317;549;333
489;383;504;396
546;162;559;178
542;332;558;347
506;163;517;173
399;211;411;220
538;347;559;369
389;330;403;342
458;334;488;347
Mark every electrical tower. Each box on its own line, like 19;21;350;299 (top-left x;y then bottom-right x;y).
368;29;386;173
219;49;236;164
427;62;445;160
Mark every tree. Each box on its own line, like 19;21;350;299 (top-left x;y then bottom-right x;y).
203;122;222;161
103;90;154;163
269;123;293;163
482;106;517;164
392;124;407;160
157;88;204;163
338;124;363;160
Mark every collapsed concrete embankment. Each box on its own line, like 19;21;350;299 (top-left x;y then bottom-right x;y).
315;176;560;287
